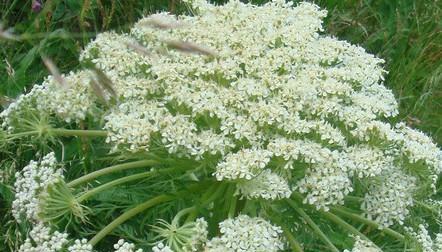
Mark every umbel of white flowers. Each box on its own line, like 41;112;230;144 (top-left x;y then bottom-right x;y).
3;0;442;251
4;0;441;228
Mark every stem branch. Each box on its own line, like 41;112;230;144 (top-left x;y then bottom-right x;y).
76;167;181;202
286;199;339;252
88;194;174;246
50;128;107;137
320;211;381;250
68;160;158;187
331;207;405;241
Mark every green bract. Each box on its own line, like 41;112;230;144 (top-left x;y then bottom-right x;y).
1;0;441;251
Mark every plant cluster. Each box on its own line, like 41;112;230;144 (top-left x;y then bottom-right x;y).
1;0;441;251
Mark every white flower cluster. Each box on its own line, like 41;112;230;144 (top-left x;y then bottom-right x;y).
407;224;442;252
186;218;209;252
104;101;167;152
236;169;292;200
0;71;96;128
362;169;416;228
3;0;442;231
214;148;272;180
104;100;233;157
12;152;63;222
80;31;150;81
0;84;45;132
67;239;94;252
18;222;69;252
297;166;353;211
152;243;174;252
396;123;442;176
206;215;284;252
343;236;381;252
37;71;97;123
340;145;393;178
113;239;143;252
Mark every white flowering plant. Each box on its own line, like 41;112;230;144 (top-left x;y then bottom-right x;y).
1;0;441;251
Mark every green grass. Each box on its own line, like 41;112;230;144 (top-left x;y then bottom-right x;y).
319;0;442;144
0;0;441;251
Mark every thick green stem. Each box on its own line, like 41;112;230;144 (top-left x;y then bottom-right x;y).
68;160;158;187
286;199;339;252
76;167;179;202
344;196;363;202
320;211;381;250
88;182;211;246
331;207;405;241
88;194;174;246
49;128;107;137
7;128;107;139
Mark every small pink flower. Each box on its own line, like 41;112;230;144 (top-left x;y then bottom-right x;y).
32;0;43;13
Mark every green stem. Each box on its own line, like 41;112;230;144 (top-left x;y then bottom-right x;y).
76;167;179;202
185;182;227;220
172;207;196;225
281;225;304;252
228;195;238;219
415;200;440;216
320;211;381;250
7;128;107;140
6;130;40;139
266;209;303;252
225;183;237;218
88;194;174;246
49;128;107;137
286;199;339;252
203;183;227;206
331;207;405;241
344;196;363;202
68;160;158;187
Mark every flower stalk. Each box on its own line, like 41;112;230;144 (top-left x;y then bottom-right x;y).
320;210;381;251
88;194;175;246
6;128;107;140
76;166;188;202
286;199;339;252
331;207;405;241
281;225;304;252
67;160;159;187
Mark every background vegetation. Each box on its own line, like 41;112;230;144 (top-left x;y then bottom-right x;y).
0;0;441;251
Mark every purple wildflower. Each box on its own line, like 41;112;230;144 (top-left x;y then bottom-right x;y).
32;0;43;13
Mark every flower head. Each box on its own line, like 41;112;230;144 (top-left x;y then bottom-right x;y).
12;152;63;222
206;215;284;252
